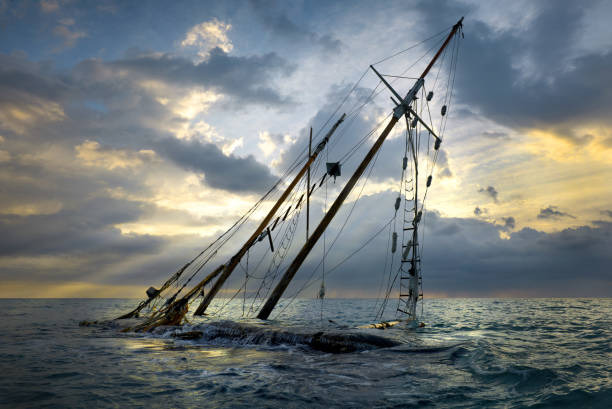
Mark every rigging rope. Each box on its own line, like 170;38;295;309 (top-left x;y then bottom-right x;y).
273;145;384;319
136;21;463;324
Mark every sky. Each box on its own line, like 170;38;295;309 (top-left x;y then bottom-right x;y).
0;0;611;300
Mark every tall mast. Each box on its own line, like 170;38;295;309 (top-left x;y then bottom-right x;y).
307;127;312;240
257;17;463;320
193;114;346;315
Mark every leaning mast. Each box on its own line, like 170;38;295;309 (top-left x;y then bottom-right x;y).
192;114;346;315
257;17;464;320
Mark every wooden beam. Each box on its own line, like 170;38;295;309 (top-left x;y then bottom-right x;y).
181;264;225;303
419;17;463;80
115;262;189;319
307;127;312;241
257;115;401;320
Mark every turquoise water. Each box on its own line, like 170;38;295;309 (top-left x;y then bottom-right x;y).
0;298;610;408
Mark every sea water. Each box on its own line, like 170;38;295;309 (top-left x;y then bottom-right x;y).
0;298;610;408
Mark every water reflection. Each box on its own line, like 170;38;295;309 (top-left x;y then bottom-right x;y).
1;298;610;408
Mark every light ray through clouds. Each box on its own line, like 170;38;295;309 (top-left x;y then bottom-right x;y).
0;0;610;298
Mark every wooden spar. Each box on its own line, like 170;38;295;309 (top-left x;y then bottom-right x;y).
193;113;347;316
419;17;463;79
164;263;225;314
307;127;312;240
266;227;274;252
256;18;463;320
257;116;402;319
125;264;225;332
180;264;225;302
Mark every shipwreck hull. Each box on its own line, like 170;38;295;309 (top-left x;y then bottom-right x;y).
166;320;401;353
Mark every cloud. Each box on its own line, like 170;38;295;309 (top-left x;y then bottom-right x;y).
501;216;516;230
275;81;389;182
75;140;157;170
482;131;509;140
1;1;611;299
111;48;295;106
250;1;342;53
154;136;276;193
473;207;489;217
258;130;287;158
601;210;612;218
0;196;160;257
53;20;87;50
478;185;499;203
0;54;68;133
418;1;612;146
552;128;595;146
40;0;59;13
419;213;611;297
270;192;612;299
182;18;234;61
435;148;453;178
0;50;287;193
537;206;575;220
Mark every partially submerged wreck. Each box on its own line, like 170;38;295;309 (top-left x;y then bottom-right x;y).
96;18;465;344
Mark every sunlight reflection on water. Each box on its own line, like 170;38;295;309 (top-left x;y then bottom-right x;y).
0;298;610;408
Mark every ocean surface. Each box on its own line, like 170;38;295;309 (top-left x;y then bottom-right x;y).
0;298;610;408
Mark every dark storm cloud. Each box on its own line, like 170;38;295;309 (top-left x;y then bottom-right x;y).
501;216;515;230
0;55;67;102
478;185;498;203
537;206;575;220
0;152;234;284
0;52;280;194
111;47;295;106
418;0;612;140
421;212;611;297
249;0;342;53
0;46;287;284
275;192;612;298
0;197;162;258
155;137;276;192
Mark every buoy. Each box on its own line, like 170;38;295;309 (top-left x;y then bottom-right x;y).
426;91;434;101
402;240;412;260
391;232;398;253
441;105;447;116
434;138;441;150
414;211;422;224
146;287;159;299
394;197;401;211
426;175;432;187
403;156;408;170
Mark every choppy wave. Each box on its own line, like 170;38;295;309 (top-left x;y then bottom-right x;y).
1;298;611;408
